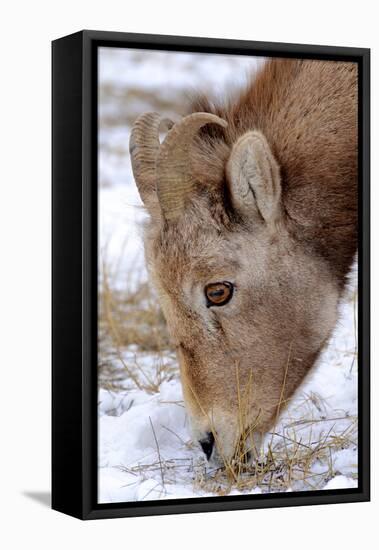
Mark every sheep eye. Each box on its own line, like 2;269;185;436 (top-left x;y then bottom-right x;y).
205;282;234;307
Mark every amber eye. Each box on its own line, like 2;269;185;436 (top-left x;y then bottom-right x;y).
205;281;234;307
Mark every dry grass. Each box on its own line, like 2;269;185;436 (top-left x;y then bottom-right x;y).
98;249;175;394
99;85;190;129
194;410;357;495
114;408;357;499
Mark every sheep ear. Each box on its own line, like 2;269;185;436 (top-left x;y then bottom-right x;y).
226;131;281;225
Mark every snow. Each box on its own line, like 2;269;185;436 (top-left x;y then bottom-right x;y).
323;475;357;491
98;47;358;503
99;47;264;98
99;182;148;288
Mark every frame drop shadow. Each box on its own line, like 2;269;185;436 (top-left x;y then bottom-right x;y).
23;491;51;508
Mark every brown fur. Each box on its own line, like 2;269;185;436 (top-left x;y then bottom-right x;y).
190;59;358;283
139;58;358;463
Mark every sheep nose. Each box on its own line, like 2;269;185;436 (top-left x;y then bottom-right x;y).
199;432;215;460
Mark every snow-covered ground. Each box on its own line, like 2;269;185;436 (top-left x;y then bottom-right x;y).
98;48;358;503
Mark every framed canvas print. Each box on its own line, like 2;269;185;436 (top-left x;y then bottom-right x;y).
52;30;370;520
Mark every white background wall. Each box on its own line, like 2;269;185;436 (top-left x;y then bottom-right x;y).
0;1;376;548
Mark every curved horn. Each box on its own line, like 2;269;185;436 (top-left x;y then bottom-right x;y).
129;112;173;205
156;113;228;221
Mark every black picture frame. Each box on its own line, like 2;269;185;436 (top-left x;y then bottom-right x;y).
52;30;370;520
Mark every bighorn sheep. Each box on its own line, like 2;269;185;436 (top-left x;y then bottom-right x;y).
129;58;357;465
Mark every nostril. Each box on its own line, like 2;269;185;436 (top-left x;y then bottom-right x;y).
199;432;215;460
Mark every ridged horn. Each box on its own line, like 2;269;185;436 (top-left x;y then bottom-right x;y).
156;112;228;221
129;112;174;205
